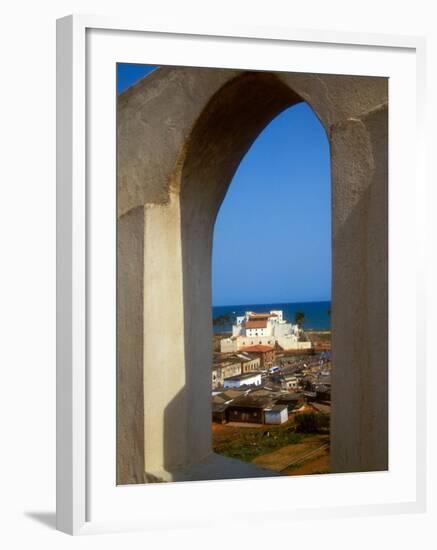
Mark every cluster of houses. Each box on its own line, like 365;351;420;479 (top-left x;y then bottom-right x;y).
212;384;330;426
220;310;313;353
212;351;331;426
212;347;275;390
279;354;331;401
212;312;331;426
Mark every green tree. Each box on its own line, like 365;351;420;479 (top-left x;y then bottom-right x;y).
213;314;231;328
295;412;329;433
294;311;305;326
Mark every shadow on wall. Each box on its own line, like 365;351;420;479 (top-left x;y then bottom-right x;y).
162;386;188;481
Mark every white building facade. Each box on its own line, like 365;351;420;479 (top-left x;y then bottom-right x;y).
221;310;312;353
223;372;262;389
264;405;289;425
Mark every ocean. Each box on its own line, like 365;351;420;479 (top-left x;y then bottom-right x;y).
212;300;331;333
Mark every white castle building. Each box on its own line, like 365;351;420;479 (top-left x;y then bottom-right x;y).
220;310;312;353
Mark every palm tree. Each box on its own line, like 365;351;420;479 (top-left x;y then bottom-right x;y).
294;311;305;326
213;314;231;329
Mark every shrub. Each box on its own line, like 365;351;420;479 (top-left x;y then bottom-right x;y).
294;412;329;433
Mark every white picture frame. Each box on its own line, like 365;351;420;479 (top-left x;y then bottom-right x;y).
56;14;427;535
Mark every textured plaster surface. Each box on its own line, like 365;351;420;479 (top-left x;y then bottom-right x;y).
117;68;388;483
117;207;146;484
330;105;388;472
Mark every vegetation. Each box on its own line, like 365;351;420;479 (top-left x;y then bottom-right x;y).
294;311;305;326
306;330;331;342
213;314;231;328
213;424;304;462
294;412;329;434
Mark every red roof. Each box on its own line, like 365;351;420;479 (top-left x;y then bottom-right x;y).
240;344;274;353
248;312;277;319
246;320;267;329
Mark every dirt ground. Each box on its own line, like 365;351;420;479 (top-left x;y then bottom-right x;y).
212;422;330;477
283;451;330;476
253;434;330;475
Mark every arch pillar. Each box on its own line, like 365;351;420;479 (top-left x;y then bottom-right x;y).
330;105;388;472
117;197;269;482
116;67;388;483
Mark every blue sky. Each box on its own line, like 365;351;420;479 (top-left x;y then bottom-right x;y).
117;63;158;93
118;64;331;306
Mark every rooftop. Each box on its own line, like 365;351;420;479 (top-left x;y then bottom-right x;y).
248;312;277;318
225;372;262;382
213;353;241;367
212;403;228;413
267;404;288;412
213;360;241;370
212;389;247;404
245;320;268;329
240;344;275;353
235;352;260;362
276;392;304;402
229;394;275;409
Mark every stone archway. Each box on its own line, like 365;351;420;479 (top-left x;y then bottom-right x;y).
117;67;388;484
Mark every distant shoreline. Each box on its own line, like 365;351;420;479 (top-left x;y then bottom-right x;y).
212;300;331;333
212;299;331;309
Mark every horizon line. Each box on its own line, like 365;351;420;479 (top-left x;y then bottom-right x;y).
212;298;331;309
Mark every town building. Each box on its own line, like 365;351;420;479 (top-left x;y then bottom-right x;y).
225;394;289;425
239;353;262;373
211;386;306;425
211;352;262;390
314;384;331;401
223;372;262;389
211;358;242;390
282;374;299;390
226;395;269;424
275;392;305;413
212;388;247;422
239;344;276;371
220;310;312;352
264;405;289;425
